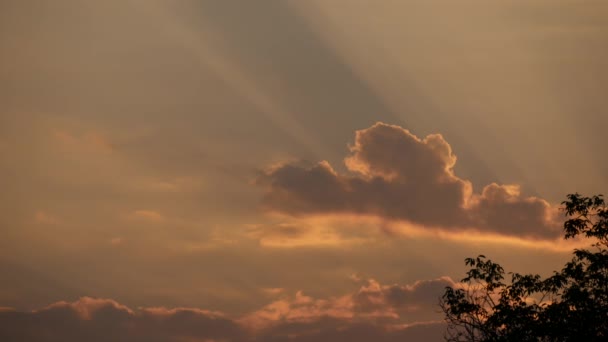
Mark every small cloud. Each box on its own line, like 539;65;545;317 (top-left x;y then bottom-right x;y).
349;273;363;283
246;220;369;248
52;130;78;145
110;237;125;246
34;211;60;225
130;210;164;222
52;129;112;153
261;288;285;297
83;132;113;153
39;297;134;320
139;177;204;193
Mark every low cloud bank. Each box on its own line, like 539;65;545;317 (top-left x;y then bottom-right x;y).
0;277;452;342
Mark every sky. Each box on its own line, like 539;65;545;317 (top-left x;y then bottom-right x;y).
1;0;607;341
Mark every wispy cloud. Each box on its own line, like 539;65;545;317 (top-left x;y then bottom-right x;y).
130;210;164;222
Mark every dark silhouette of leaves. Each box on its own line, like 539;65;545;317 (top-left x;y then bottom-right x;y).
441;194;608;341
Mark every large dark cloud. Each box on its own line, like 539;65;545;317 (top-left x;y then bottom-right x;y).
0;276;451;341
257;123;560;239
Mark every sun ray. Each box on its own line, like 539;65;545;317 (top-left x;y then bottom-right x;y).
129;0;327;159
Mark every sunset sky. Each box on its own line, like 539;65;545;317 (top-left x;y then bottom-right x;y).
1;1;607;341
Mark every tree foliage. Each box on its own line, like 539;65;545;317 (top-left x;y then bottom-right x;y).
441;194;608;341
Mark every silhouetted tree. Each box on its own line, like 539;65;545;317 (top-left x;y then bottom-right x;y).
441;194;608;341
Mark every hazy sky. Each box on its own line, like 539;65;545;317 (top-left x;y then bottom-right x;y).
1;1;607;341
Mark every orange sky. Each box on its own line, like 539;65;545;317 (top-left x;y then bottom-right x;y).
1;1;607;341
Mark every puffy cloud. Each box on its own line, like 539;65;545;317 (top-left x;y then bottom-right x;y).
467;183;556;238
241;276;453;331
0;277;452;341
257;123;560;239
240;291;355;330
353;277;455;322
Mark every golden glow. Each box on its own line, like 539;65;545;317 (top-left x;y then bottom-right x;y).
2;1;606;340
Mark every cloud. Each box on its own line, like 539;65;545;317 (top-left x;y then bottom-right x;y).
261;288;285;297
53;130;113;153
241;276;453;331
0;297;245;342
257;123;560;239
353;277;455;322
136;177;205;193
110;237;125;246
246;220;371;248
0;277;451;341
240;291;355;330
33;211;61;225
130;210;164;222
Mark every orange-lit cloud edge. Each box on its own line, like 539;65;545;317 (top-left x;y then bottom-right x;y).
1;275;456;342
249;213;582;253
252;122;584;252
